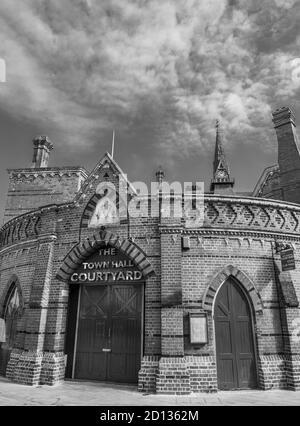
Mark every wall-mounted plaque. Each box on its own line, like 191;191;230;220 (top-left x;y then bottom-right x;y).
281;247;295;272
189;313;208;344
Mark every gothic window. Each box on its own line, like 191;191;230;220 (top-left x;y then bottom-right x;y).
4;283;21;348
0;281;22;375
89;189;119;228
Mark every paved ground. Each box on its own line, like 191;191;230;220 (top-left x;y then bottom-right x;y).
0;377;299;406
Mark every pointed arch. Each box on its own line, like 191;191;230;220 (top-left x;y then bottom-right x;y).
0;275;24;318
0;275;24;376
56;229;155;282
80;192;103;229
202;265;263;314
80;183;125;230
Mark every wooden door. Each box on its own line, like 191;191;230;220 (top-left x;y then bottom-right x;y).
75;285;109;381
214;278;257;390
75;284;142;383
108;285;142;383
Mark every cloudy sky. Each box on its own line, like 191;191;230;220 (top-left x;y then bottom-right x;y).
0;0;300;221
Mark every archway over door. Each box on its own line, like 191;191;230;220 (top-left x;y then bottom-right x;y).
214;277;258;390
57;229;155;283
65;243;145;384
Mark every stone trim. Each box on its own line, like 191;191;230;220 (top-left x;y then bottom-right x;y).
181;228;300;241
202;265;264;314
0;238;39;256
56;229;155;282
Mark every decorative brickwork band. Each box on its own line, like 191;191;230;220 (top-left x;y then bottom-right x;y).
3;195;300;250
56;229;155;282
202;265;264;314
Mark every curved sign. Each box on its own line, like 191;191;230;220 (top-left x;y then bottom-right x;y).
70;246;143;283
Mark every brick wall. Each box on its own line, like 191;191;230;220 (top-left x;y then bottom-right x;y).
0;157;300;393
255;107;300;205
4;167;87;224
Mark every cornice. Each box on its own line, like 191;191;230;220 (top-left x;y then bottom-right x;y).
8;166;89;180
203;193;300;211
0;233;57;255
159;227;183;234
0;237;39;255
182;227;300;242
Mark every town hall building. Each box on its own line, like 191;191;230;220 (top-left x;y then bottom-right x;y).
0;106;299;394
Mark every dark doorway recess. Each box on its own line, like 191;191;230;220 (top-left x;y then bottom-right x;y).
66;283;143;384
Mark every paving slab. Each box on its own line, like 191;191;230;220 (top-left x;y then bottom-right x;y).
0;377;299;406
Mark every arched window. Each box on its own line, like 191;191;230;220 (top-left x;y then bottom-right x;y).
0;282;22;376
4;284;21;347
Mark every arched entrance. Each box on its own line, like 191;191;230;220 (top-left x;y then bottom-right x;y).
214;277;258;390
65;244;144;384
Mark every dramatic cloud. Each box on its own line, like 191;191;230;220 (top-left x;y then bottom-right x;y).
0;0;299;158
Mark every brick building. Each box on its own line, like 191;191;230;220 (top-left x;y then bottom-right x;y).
0;106;299;394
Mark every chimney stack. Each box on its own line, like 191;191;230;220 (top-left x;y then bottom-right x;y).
156;166;165;186
272;107;300;204
31;136;53;168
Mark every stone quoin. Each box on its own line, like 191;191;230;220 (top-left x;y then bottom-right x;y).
0;108;300;394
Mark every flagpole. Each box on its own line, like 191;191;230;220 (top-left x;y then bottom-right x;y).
111;130;115;159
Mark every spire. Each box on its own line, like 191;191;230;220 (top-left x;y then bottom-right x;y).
210;120;234;194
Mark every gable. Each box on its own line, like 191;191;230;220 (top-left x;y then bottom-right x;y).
76;152;136;228
75;152;135;202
